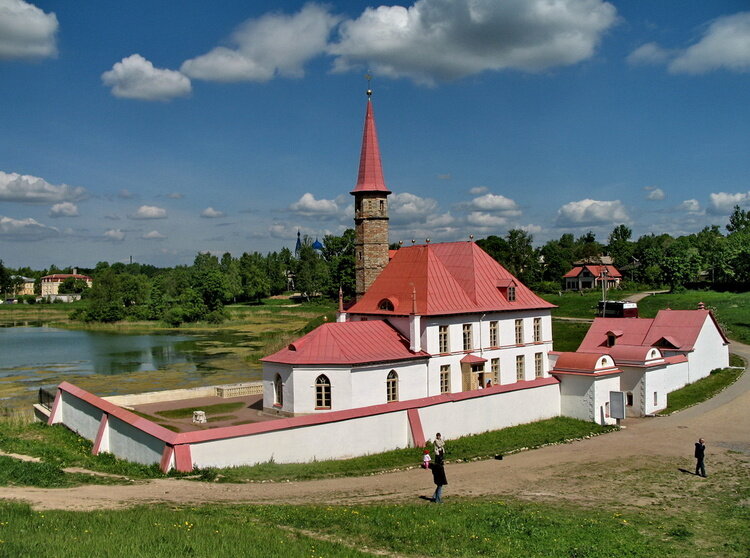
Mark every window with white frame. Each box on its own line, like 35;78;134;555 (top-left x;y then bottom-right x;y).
438;325;449;353
315;374;331;409
387;370;399;402
491;358;499;384
440;365;450;393
515;319;524;345
462;324;473;351
516;355;525;381
535;352;543;378
533;318;541;342
489;321;498;347
508;286;516;301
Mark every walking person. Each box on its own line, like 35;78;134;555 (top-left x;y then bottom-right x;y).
694;438;707;477
428;454;448;503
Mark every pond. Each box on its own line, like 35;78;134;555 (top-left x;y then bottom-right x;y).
0;325;262;411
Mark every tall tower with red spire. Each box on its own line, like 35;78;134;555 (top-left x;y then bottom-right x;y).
352;85;391;300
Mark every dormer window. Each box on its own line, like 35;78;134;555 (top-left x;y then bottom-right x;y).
378;298;395;311
496;279;517;302
607;333;616;347
508;286;516;302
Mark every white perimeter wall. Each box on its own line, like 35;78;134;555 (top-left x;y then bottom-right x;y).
559;376;594;423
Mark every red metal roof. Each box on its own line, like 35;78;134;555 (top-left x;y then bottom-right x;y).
578;309;728;354
348;241;555;316
41;274;92;282
351;98;390;194
261;320;428;365
460;354;487;364
563;265;622;279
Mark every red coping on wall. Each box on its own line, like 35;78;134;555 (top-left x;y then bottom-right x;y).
92;413;109;455
47;388;62;426
407;408;426;447
55;377;559;449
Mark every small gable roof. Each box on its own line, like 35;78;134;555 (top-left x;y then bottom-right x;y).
563;264;622;279
261;320;428;366
348;241;555;316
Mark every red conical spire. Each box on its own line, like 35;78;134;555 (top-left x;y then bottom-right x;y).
351;92;391;194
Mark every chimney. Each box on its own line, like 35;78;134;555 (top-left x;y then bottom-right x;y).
409;287;421;352
336;287;347;323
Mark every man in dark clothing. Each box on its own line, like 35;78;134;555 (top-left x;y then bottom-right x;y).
694;438;707;477
428;454;448;503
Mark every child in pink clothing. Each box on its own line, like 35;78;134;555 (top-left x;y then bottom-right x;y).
422;449;431;469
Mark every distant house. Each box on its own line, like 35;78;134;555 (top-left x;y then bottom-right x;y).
40;273;93;297
563;258;622;291
11;276;35;296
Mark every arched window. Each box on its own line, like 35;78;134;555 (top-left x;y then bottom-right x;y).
378;298;395;311
273;374;283;407
315;374;331;409
386;370;399;402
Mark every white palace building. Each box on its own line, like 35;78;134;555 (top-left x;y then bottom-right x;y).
47;92;729;472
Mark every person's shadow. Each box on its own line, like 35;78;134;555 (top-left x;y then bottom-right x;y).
418;495;434;502
678;468;697;475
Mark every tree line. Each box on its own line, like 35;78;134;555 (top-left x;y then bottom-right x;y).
476;205;750;292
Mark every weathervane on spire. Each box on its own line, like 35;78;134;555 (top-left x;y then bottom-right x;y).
365;72;372;97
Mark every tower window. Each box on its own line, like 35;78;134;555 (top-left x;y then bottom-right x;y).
380;200;385;212
273;374;283;407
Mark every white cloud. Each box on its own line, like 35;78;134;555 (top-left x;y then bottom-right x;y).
0;0;58;60
425;212;455;227
469;186;488;195
677;199;701;213
390;192;439;222
556;199;629;227
201;207;226;218
102;54;191;101
0;215;58;240
470;192;520;214
130;205;167;219
519;223;543;234
644;186;665;201
708;191;750;214
467;211;508;228
49;202;78;217
104;228;125;241
290;193;339;215
670;12;750;74
329;0;617;84
627;42;672;66
181;4;340;82
0;171;87;203
269;223;298;239
142;230;166;240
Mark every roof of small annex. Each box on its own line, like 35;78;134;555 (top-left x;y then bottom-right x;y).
261;319;428;366
351;95;391;195
552;352;618;373
578;309;728;353
347;241;555;316
563;264;622;279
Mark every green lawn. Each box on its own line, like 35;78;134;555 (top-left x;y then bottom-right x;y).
661;362;745;414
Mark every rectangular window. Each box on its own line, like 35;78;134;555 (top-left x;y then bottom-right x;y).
508;286;516;301
533;318;541;342
489;321;498;347
515;319;524;345
440;364;450;393
462;324;473;351
535;352;543;378
653;391;658;406
491;358;499;384
516;355;525;381
438;325;449;353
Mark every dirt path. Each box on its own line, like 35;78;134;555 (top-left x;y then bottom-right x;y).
2;343;748;512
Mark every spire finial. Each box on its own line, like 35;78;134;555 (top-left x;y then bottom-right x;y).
365;73;372;97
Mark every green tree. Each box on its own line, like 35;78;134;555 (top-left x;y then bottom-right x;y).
607;224;634;269
540;234;575;282
83;269;124;322
220;252;243;302
726;205;750;233
58;277;89;294
505;229;539;285
694;225;725;284
321;229;355;299
660;239;700;291
0;260;10;297
295;240;328;300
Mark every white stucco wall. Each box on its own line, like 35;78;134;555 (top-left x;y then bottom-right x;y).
687;318;729;381
190;410;410;468
618;367;645;417
56;391;104;441
592;375;622;426
106;415;166;465
558;376;594;422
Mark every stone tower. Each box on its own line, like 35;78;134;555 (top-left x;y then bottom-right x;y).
352;89;391;300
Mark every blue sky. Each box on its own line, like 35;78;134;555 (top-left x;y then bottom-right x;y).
1;0;749;269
